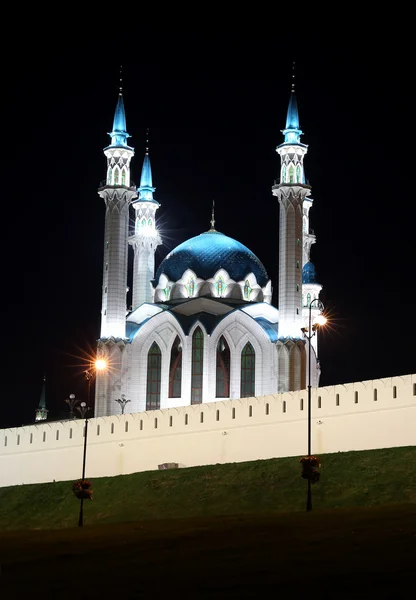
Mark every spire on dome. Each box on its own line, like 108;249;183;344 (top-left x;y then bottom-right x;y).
282;62;303;144
35;375;48;422
209;200;216;232
108;66;131;148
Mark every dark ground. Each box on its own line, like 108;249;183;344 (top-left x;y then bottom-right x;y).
1;505;415;598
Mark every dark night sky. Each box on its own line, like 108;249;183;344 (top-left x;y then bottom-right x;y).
2;33;414;428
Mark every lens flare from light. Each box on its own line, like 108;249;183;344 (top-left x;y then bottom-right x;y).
314;314;327;326
95;359;107;371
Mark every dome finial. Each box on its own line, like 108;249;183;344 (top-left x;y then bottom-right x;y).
119;64;123;96
210;200;216;231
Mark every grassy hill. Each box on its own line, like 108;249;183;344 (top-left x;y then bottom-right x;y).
1;446;415;531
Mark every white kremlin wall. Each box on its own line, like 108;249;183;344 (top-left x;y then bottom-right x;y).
1;374;415;488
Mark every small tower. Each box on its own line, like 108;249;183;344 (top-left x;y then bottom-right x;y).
35;375;48;422
98;87;137;338
129;137;161;309
272;70;311;339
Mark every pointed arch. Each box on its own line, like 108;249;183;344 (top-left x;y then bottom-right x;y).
296;164;301;183
121;168;126;186
277;343;290;392
282;164;287;183
146;342;161;410
191;327;203;404
169;336;182;398
289;164;295;184
240;342;255;398
289;344;301;391
107;167;113;185
114;167;120;185
216;336;230;398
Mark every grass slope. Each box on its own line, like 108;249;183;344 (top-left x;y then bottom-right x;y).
0;446;415;531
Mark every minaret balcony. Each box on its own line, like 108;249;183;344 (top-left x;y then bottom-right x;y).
98;179;136;191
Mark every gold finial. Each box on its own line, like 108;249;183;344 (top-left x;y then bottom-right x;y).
210;200;216;231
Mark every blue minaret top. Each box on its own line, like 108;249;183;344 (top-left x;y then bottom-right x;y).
137;131;159;204
138;152;158;203
108;93;131;148
281;64;303;145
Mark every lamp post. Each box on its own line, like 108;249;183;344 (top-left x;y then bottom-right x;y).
114;394;131;414
65;393;78;419
301;298;326;512
76;400;90;527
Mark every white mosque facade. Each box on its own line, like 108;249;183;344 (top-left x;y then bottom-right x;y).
95;87;324;418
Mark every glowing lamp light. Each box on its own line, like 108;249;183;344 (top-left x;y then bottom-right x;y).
95;359;107;371
315;314;327;327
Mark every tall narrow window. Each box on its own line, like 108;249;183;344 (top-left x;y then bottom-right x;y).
191;327;203;404
146;342;161;410
355;391;359;403
296;164;301;182
114;168;119;185
121;169;126;186
336;393;340;406
169;336;182;398
241;342;255;398
289;165;294;183
216;336;230;397
393;386;397;399
373;389;378;401
108;167;112;185
282;164;287;182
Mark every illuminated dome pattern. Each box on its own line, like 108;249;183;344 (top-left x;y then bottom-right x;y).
155;230;269;287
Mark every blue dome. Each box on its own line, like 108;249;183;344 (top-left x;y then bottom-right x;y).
155;230;269;287
302;261;318;284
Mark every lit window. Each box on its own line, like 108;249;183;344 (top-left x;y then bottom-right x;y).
216;336;230;398
241;342;255;398
191;328;203;404
121;169;126;186
146;342;161;410
289;165;294;183
296;164;301;183
169;337;182;398
114;168;119;185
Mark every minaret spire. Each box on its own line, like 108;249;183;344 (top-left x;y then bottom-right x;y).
129;131;161;310
35;375;48;422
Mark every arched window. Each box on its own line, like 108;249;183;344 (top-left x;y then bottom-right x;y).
114;168;119;185
169;336;182;398
282;164;287;183
108;167;112;185
289;165;294;183
148;218;152;227
296;164;301;182
216;336;230;398
146;342;161;410
241;342;255;398
121;169;126;186
141;218;146;227
191;327;203;404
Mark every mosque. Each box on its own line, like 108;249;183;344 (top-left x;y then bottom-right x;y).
94;82;324;418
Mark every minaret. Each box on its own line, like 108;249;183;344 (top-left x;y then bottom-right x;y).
98;80;137;338
129;133;161;309
272;66;311;339
35;375;48;422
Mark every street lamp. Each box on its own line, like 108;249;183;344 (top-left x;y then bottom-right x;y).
76;400;90;527
65;393;78;419
114;394;131;415
301;298;327;512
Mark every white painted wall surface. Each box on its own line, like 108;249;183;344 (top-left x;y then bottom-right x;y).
1;374;415;488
